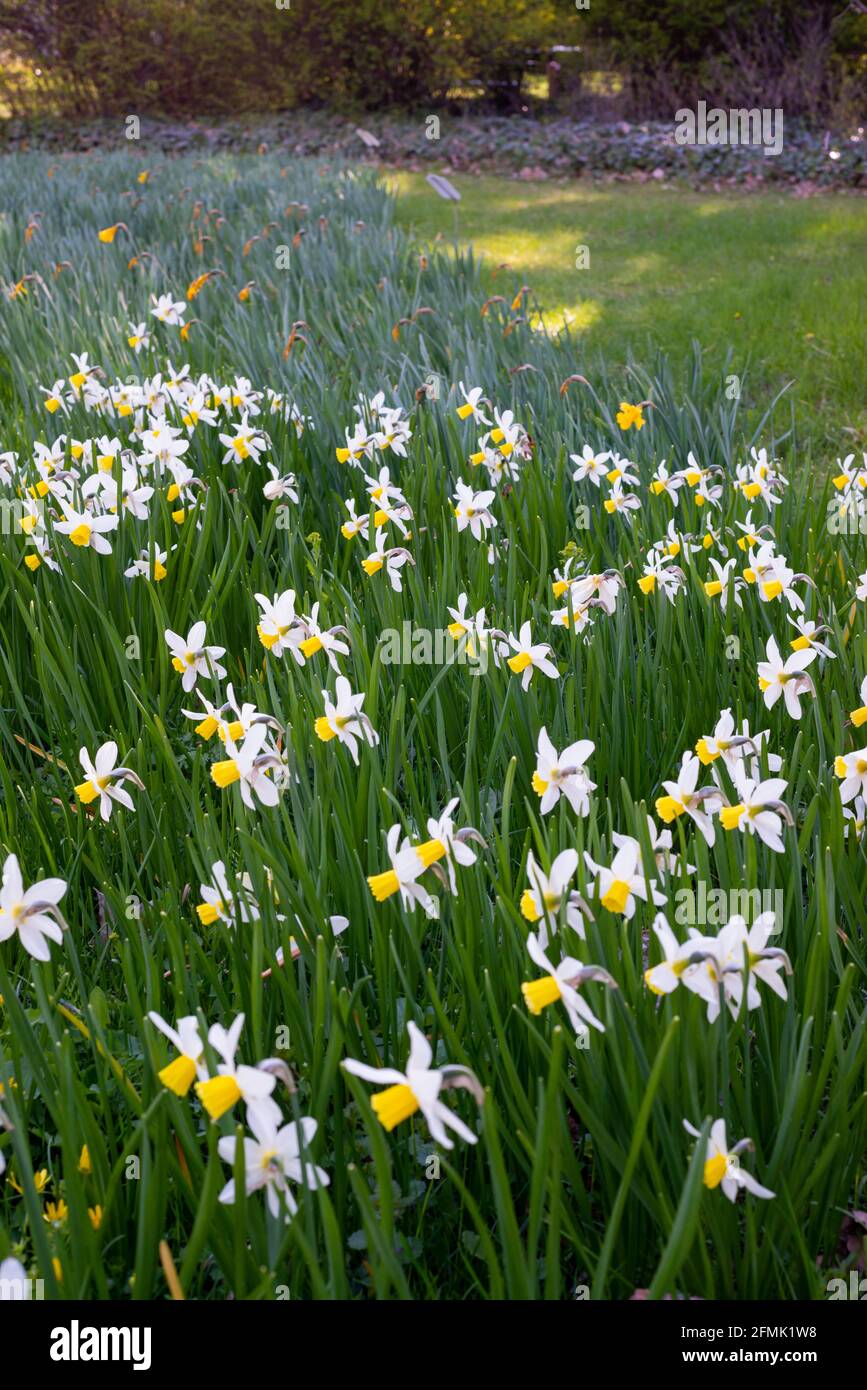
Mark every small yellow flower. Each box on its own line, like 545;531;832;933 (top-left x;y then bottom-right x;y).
615;401;645;431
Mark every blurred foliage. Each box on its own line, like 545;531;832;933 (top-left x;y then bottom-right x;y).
0;0;863;120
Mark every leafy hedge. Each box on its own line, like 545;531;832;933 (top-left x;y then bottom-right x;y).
2;110;865;189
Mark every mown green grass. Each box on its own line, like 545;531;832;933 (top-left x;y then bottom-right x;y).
390;171;867;450
0;152;864;1301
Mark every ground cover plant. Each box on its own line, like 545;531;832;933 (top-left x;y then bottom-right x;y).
0;152;865;1301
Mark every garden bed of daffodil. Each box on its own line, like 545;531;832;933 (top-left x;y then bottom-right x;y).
0;152;864;1300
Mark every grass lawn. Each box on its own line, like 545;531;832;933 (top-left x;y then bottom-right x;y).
391;172;867;451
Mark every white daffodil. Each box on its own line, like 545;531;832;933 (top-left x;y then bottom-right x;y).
649;459;684;499
695;708;758;769
502;621;558;690
835;747;867;804
456;382;491;425
314;676;379;764
219;413;267;466
454;480;497;540
124;545;168;581
74;742;144;820
655;752;722;846
703;556;744;610
415;798;484;896
127;321;151;354
139;420;190;470
297;602;350;671
638;549;685;603
55;503;119;554
787;616;835;661
603;480;641;517
150;293;186;326
720;769;792;852
210;723;283;809
684;1118;775;1201
0;854;68;961
147;1011;207;1096
164;621;227;691
255;589;305;661
196;861;261;928
570;444;610;487
521;931;617;1036
218;1107;329;1223
757;636;816;719
584;836;666;918
342;1021;483;1149
195;1014;282;1125
643;913;718;1012
262;465;299;503
532;726;595;816
712;913;791;1017
361;527;414;592
340;496;370;541
367;824;439;918
520;849;590;944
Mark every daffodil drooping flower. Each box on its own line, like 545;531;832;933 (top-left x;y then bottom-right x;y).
164;621;227;691
195;1014;284;1126
756;636;816;719
655;752;722;846
0;854;68;961
787;616;835;661
532;727;595;816
218;1108;329;1224
521;931;617;1036
342;1021;483;1149
583;836;666;918
520;849;590;944
75;742;144;820
147;1012;207;1096
501;622;558;691
683;1119;775;1202
314;676;379;764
